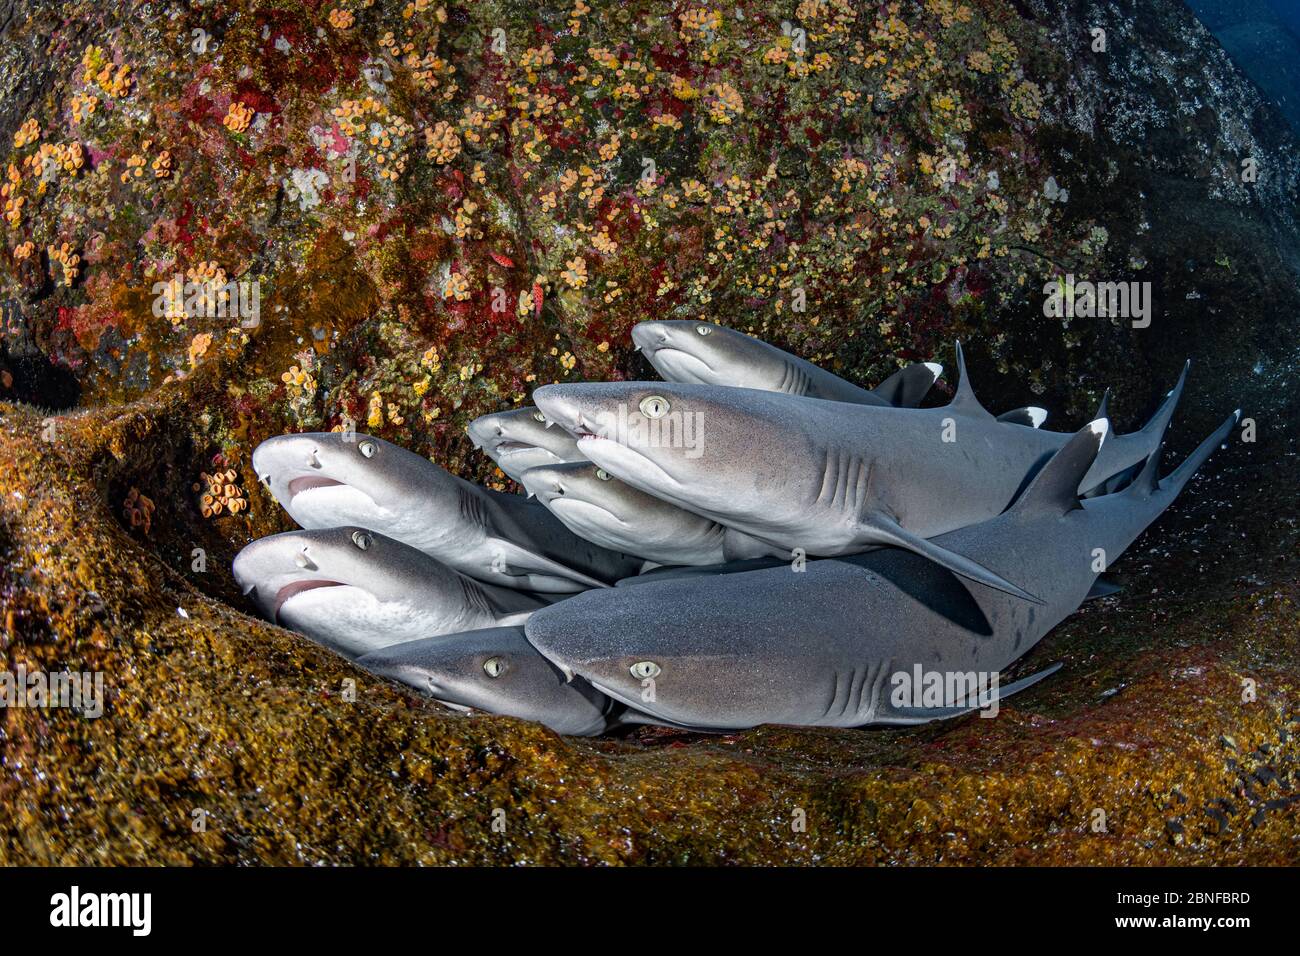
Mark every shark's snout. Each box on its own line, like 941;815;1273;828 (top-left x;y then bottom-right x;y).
532;386;585;436
631;321;669;353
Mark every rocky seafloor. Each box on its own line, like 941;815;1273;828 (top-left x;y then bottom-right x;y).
0;0;1297;864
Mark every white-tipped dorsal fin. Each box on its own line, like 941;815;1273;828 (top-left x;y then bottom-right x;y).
1011;419;1108;516
996;406;1049;428
923;362;943;379
871;362;942;408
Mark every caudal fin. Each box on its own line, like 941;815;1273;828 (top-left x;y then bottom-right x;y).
1137;360;1189;440
1127;409;1240;501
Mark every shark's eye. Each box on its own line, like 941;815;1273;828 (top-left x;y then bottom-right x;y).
630;660;660;680
532;410;546;423
358;440;376;458
351;530;372;550
595;468;612;481
696;324;712;335
639;395;670;419
483;657;505;678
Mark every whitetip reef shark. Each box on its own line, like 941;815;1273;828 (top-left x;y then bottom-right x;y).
251;432;644;592
631;319;1048;426
632;319;943;406
231;528;545;658
532;344;1188;602
356;626;619;736
523;411;1238;730
466;405;586;483
518;460;729;566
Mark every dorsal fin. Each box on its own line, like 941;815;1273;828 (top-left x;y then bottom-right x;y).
945;341;994;420
1093;389;1111;422
1010;419;1108;516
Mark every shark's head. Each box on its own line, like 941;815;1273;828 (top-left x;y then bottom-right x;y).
532;381;801;513
524;588;735;728
357;626;613;736
520;460;720;562
465;406;582;482
519;460;661;533
632;320;792;389
252;432;449;532
231;526;464;658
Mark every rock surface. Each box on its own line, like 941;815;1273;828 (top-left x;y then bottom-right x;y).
0;0;1297;864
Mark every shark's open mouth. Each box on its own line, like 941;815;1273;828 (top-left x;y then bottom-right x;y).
287;475;344;499
274;580;345;621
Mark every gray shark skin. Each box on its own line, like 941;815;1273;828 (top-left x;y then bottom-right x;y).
532;345;1187;602
357;626;617;736
252;432;643;592
632;319;941;407
466;406;585;483
525;412;1238;730
518;460;727;566
231;528;544;658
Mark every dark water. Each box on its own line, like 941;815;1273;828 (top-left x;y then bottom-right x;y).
1185;0;1300;133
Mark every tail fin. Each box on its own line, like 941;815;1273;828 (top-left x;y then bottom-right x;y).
1128;409;1240;500
1010;419;1109;517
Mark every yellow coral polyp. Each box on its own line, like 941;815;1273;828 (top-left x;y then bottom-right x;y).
442;272;470;300
424;121;461;164
194;470;247;518
223;102;255;134
561;256;588;289
13;118;40;149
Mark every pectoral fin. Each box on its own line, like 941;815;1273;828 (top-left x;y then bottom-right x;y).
722;527;788;561
486;537;611;592
861;513;1044;605
497;610;536;627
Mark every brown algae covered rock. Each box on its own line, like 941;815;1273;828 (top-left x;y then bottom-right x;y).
0;0;1296;863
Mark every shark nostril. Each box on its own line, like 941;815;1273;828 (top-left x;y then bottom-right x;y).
308;450;322;469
